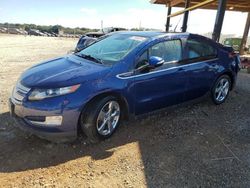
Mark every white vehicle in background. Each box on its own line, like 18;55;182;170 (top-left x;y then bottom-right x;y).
75;27;126;52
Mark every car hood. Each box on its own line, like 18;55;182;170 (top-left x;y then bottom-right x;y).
20;54;111;88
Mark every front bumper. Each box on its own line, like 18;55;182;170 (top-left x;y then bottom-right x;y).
9;98;79;142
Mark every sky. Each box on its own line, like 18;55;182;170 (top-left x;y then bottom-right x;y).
0;0;248;36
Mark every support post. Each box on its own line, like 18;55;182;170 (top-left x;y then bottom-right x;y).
166;5;172;32
240;12;250;55
182;0;190;32
212;0;227;42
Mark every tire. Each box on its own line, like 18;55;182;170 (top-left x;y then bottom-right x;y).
211;75;231;105
80;96;121;143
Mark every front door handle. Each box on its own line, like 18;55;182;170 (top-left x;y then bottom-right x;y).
178;67;185;71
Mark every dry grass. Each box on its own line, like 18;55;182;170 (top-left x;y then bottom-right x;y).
0;34;77;112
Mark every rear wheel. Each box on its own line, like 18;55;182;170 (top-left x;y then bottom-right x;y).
211;75;231;105
81;96;121;142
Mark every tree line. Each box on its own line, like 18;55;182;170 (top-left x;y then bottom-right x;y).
0;23;98;35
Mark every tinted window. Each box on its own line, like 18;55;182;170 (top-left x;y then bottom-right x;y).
186;39;217;59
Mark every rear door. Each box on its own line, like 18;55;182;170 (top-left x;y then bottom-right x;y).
182;36;219;101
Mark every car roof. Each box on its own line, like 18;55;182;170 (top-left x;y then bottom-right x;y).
113;31;190;39
105;31;219;48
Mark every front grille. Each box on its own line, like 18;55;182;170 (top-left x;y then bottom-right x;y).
12;82;31;104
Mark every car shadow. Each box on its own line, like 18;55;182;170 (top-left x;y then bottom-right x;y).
0;89;250;187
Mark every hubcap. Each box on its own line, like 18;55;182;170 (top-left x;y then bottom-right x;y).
215;78;230;102
96;101;120;136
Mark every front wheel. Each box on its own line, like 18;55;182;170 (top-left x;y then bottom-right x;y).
81;96;121;142
211;75;231;105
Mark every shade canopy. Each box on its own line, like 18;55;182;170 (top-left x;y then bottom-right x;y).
151;0;250;12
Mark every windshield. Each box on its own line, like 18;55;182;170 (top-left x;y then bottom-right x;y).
78;34;147;65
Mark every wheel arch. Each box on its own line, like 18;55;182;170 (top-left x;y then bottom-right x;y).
220;71;235;90
77;91;130;135
212;70;234;91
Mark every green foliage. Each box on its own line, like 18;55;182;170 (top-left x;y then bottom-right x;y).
130;28;142;31
0;22;97;35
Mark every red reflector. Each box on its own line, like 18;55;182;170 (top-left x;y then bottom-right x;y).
229;52;237;58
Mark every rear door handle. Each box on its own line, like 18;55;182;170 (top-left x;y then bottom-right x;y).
211;64;219;69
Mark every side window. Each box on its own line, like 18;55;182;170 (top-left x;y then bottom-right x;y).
135;40;182;70
186;39;217;59
148;40;182;62
149;42;166;60
163;40;182;62
136;50;148;69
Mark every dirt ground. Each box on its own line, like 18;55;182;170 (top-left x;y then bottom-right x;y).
0;34;250;188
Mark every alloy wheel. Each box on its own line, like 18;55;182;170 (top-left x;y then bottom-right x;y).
214;78;230;102
96;100;120;136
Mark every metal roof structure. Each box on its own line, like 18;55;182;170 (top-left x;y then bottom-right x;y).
150;0;250;54
151;0;250;12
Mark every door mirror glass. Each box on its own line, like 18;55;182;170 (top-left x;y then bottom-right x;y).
148;56;164;68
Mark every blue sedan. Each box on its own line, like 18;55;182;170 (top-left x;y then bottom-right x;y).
9;31;241;142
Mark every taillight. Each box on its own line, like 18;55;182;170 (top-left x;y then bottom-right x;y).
229;52;237;58
230;52;241;71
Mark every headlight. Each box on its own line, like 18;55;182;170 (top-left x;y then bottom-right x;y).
28;84;80;101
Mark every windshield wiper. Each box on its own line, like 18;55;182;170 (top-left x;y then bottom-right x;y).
75;53;103;64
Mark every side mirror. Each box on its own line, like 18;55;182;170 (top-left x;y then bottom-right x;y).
148;56;164;68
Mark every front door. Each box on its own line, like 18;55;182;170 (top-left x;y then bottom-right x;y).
132;39;188;115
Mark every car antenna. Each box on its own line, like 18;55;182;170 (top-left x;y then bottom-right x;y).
101;20;104;33
174;16;182;32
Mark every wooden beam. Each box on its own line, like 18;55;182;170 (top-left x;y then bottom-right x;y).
170;3;250;12
151;0;250;12
167;0;216;18
240;12;250;55
150;0;161;4
169;0;185;6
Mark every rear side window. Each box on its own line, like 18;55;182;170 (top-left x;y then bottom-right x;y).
186;39;217;59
